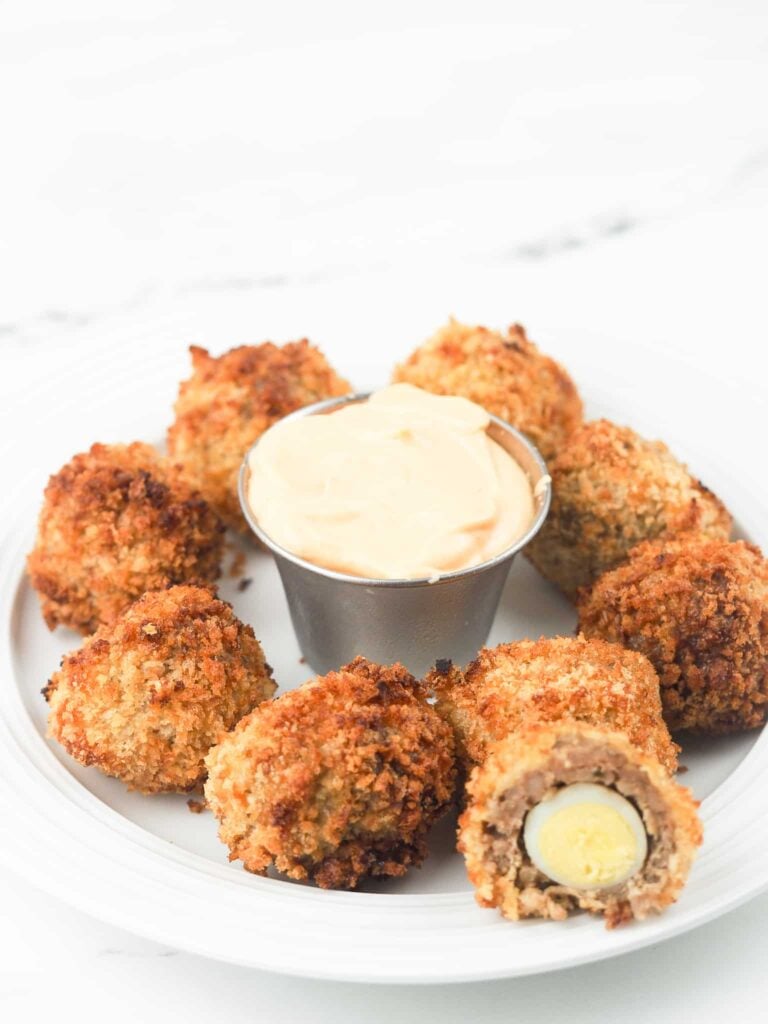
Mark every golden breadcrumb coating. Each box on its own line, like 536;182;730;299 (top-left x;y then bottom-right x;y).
429;636;678;774
27;443;224;634
525;419;732;599
392;319;582;461
167;340;351;530
204;656;456;889
459;722;702;927
44;586;275;793
578;537;768;734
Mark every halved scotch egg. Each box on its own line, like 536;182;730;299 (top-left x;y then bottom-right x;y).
459;722;702;927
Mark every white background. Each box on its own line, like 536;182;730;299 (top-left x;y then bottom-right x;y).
1;2;767;1021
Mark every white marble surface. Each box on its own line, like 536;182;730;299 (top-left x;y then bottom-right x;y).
2;2;768;1020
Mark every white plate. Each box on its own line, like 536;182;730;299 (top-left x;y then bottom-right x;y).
1;312;767;983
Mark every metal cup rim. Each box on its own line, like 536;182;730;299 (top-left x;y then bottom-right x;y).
238;391;551;589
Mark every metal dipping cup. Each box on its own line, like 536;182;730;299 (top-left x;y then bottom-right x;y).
239;394;551;677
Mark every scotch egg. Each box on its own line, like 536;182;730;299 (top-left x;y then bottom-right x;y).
458;723;703;927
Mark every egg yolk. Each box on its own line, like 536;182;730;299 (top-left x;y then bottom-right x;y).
534;801;640;888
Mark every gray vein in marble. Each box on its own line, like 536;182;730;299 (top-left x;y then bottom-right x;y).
97;947;180;958
0;218;642;343
177;259;387;295
493;215;638;264
2;143;767;346
722;146;768;191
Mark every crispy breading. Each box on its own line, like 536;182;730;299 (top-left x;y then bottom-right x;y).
428;636;678;773
27;442;224;634
167;340;351;530
525;419;732;598
578;537;768;733
392;319;582;461
44;585;275;793
459;722;702;927
204;656;456;889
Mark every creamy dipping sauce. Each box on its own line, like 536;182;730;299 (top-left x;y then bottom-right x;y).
246;383;536;580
